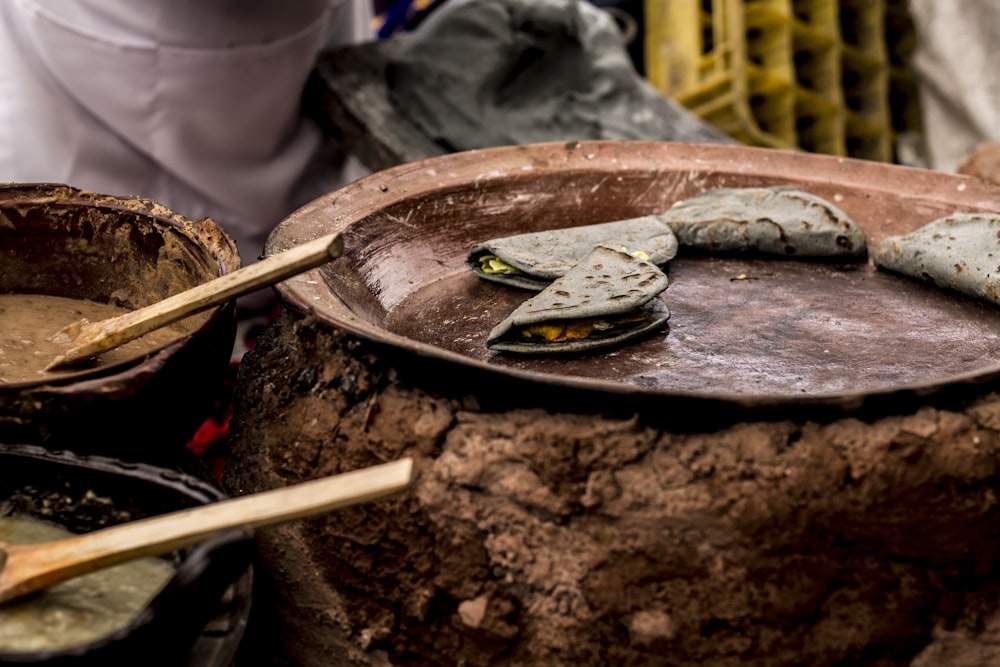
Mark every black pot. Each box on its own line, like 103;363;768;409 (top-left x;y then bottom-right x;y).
0;443;254;666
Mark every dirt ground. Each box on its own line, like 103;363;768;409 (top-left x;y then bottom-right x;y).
223;308;1000;667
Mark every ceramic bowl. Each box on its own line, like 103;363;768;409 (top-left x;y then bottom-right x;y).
0;443;254;666
0;184;240;463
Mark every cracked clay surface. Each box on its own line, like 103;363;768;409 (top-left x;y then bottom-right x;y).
224;308;1000;667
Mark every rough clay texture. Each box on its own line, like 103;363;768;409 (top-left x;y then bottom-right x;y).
224;308;1000;667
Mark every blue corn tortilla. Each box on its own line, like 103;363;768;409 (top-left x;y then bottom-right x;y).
660;186;868;259
874;212;1000;305
487;244;670;354
468;215;678;291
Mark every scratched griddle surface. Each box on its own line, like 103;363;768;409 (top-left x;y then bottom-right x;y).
382;254;1000;395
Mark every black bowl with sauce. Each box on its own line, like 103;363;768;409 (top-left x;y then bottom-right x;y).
0;184;240;463
0;443;254;666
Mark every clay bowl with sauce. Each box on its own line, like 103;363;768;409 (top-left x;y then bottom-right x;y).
0;184;240;463
0;442;254;666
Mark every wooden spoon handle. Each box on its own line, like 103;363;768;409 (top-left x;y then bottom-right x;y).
46;232;343;370
0;457;412;603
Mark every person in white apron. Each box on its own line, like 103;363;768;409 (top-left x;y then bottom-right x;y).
0;0;373;310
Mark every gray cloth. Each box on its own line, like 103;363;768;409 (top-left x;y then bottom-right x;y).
386;0;733;151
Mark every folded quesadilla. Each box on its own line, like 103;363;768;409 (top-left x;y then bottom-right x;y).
660;186;867;259
468;215;679;291
874;212;1000;305
487;244;670;354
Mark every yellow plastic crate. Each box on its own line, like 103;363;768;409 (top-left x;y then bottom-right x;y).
645;0;917;162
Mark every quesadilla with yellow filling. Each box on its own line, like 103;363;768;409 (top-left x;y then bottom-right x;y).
468;215;679;291
487;244;670;354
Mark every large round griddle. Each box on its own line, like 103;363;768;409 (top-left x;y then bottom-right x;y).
267;141;1000;411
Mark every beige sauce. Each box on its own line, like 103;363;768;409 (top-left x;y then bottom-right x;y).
0;294;186;383
0;515;175;653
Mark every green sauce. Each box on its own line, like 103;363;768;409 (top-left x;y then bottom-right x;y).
0;515;175;653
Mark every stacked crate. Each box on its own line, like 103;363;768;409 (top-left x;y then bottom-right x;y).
644;0;919;162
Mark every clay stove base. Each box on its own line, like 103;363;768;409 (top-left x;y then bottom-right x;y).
224;308;1000;667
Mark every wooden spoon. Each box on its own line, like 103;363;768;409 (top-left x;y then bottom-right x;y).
0;457;413;605
44;232;344;372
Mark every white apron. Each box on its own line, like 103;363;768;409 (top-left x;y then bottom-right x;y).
908;0;1000;173
0;0;372;270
